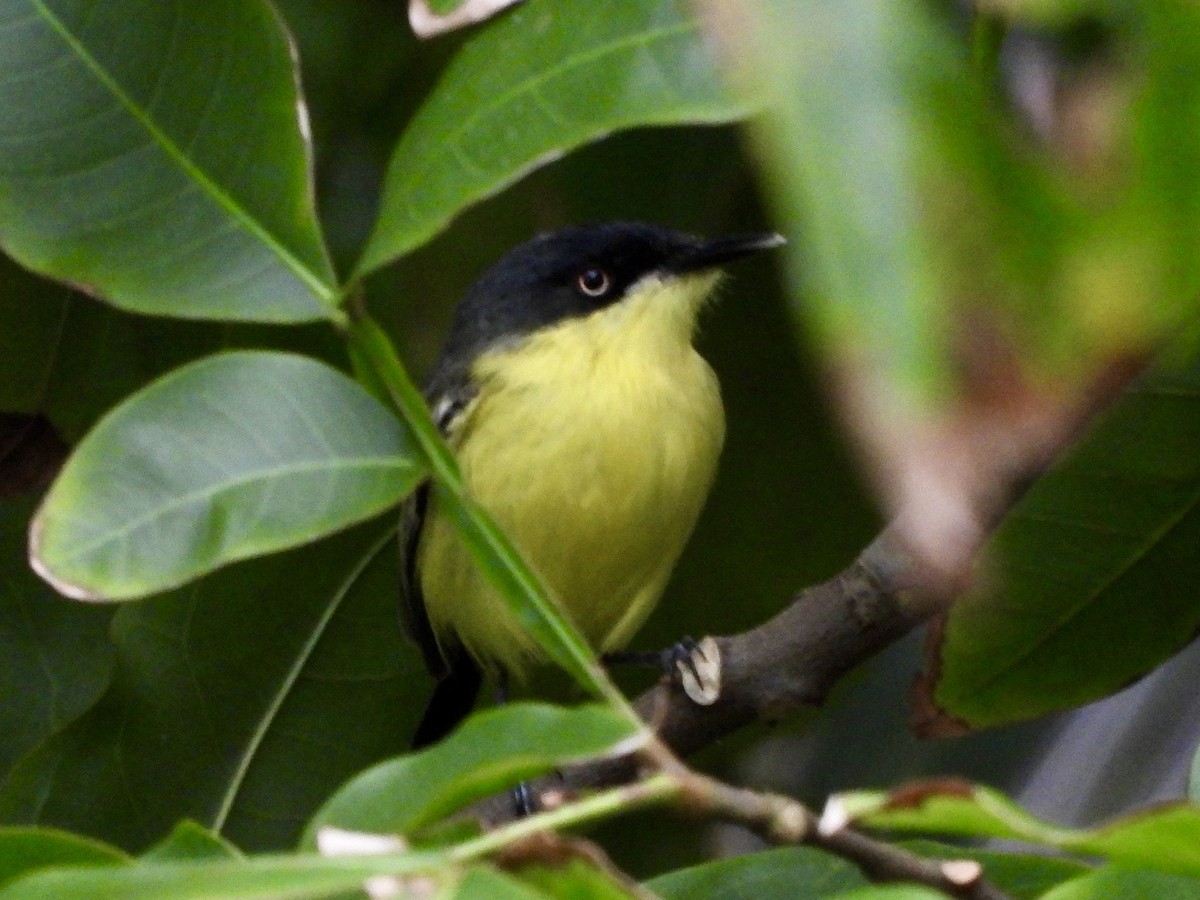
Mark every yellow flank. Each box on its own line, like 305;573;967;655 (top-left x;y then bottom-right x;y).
417;272;726;679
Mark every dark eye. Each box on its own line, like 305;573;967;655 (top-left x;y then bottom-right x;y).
576;267;611;298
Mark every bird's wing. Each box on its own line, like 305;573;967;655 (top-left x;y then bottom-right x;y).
397;379;479;679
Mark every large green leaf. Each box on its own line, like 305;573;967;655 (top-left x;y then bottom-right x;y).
923;354;1200;729
0;495;113;777
0;850;445;900
836;781;1200;878
648;847;868;899
1042;867;1200;900
356;0;753;274
0;827;127;889
305;703;641;841
0;0;335;322
30;351;422;600
0;522;425;852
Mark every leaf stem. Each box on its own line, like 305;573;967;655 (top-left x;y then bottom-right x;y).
450;773;681;863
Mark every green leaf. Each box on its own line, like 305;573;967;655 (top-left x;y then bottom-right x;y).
0;0;335;322
0;827;127;889
648;847;869;899
733;0;964;400
357;0;752;273
0;495;114;777
836;781;1200;878
452;867;549;900
900;839;1087;900
30;351;423;600
141;823;241;863
1041;867;1200;900
306;703;641;841
0;523;425;852
926;353;1200;729
0;850;448;900
511;856;636;899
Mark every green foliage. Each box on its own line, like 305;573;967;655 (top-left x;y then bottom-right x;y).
30;352;423;599
306;703;640;841
648;846;869;898
0;0;335;322
357;0;753;274
931;349;1200;727
839;782;1200;878
1;0;1199;896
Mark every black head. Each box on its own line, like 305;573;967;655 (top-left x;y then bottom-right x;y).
428;222;782;393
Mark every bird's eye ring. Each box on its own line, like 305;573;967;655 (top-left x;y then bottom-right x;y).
576;268;611;298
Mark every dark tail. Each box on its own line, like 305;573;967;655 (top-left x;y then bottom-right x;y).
412;655;483;748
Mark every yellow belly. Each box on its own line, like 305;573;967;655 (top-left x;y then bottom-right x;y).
417;283;725;678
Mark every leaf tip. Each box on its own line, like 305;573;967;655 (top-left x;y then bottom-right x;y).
408;0;524;38
27;513;105;602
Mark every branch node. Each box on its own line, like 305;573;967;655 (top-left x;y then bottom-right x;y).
766;800;811;844
941;859;984;887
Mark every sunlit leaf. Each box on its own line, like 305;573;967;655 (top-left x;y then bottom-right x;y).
0;850;446;900
0;827;127;889
1040;867;1200;900
31;352;422;600
358;0;752;273
835;781;1200;877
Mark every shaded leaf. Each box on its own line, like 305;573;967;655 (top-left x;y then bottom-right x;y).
900;839;1087;900
358;0;752;273
0;827;127;889
922;353;1200;731
0;495;113;777
834;780;1200;877
31;352;422;600
306;703;641;841
648;846;868;899
0;259;225;443
0;523;423;853
0;0;334;322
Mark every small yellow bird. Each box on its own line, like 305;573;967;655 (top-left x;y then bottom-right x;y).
401;222;783;746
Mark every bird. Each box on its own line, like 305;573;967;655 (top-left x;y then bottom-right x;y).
400;222;784;748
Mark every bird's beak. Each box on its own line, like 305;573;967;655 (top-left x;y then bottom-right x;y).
669;232;786;274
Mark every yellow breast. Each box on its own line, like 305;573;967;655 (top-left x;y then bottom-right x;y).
417;273;725;678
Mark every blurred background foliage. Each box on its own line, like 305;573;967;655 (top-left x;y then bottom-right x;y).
2;0;1199;885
